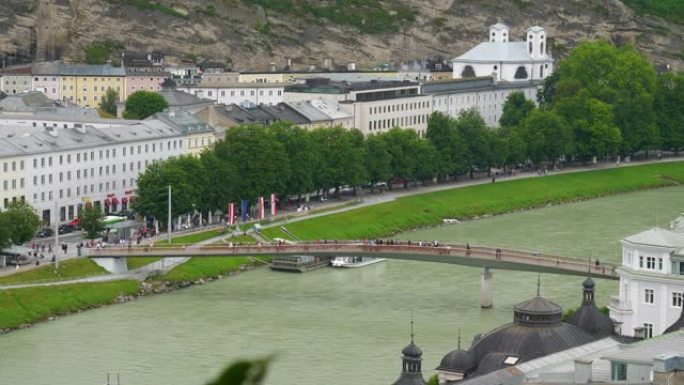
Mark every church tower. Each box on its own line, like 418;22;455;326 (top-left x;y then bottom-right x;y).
526;26;547;59
489;23;510;43
392;318;427;385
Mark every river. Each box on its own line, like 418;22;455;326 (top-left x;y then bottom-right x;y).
1;187;683;385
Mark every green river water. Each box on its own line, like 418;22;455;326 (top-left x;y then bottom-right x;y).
1;186;683;385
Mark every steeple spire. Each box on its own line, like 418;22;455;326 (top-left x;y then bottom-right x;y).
537;272;541;297
410;310;414;344
457;329;461;349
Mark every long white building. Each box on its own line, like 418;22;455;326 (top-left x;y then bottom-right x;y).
177;82;285;107
609;227;684;338
0;116;187;226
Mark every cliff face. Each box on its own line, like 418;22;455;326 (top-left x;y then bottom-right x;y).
1;0;682;70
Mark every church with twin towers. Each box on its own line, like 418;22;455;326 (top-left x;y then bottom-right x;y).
451;23;554;82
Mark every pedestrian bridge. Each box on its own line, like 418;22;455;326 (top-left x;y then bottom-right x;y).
88;242;619;280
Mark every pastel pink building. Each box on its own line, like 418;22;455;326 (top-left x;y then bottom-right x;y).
125;67;167;96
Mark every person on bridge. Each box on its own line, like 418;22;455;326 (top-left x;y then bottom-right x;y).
496;248;502;260
466;243;471;256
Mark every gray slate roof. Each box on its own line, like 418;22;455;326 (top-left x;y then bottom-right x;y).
602;330;684;364
158;89;214;107
623;227;684;248
453;42;533;63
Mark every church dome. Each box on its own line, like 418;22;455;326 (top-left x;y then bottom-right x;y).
514;296;562;326
436;348;475;373
567;277;614;337
402;342;423;358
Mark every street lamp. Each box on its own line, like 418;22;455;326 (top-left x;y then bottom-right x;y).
167;185;172;245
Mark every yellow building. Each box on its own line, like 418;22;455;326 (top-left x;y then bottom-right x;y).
150;110;216;156
60;64;127;107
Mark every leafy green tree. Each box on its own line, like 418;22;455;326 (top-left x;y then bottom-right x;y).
427;374;439;385
413;139;439;184
199;151;238;213
553;41;658;155
135;156;206;225
654;72;684;153
2;201;41;245
123;91;169;119
456;109;492;174
99;88;119;116
207;357;270;385
365;134;392;192
215;125;290;202
79;204;105;241
270;122;318;200
426;112;468;179
311;127;366;194
381;128;420;188
500;91;536;127
0;213;12;250
84;43;110;64
520;109;573;165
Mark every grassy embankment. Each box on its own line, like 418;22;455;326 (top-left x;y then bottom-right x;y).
0;259;107;285
263;161;684;241
0;280;140;330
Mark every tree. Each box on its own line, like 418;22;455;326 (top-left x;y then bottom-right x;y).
214;125;290;202
311;127;366;194
365;134;392;192
270;122;318;200
2;201;41;245
500;91;536;127
456;109;492;174
0;213;12;250
84;43;110;65
520;109;573;165
381;128;420;187
426;112;468;179
200;151;238;213
553;41;658;155
123;91;169;119
413;139;439;184
654;72;684;153
79;204;105;241
207;357;270;385
99;88;119;116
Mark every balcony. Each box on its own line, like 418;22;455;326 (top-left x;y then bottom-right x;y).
609;295;633;312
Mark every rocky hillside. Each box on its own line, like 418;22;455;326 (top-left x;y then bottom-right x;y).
0;0;682;70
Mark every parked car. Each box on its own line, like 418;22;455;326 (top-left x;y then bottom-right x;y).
36;228;54;238
58;224;74;234
69;218;80;229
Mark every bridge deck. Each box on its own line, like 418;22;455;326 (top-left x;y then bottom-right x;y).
88;242;619;279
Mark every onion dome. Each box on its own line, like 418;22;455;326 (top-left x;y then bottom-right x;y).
402;342;423;358
437;349;475;373
567;277;614;337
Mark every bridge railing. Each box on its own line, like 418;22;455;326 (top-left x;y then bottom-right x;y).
87;241;618;277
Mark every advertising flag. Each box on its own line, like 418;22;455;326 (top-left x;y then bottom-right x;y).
228;202;235;225
241;200;249;223
258;196;265;220
270;193;277;216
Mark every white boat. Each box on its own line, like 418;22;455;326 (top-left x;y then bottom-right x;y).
331;256;386;268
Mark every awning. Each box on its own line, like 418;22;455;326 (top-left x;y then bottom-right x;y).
111;197;120;205
104;199;111;206
121;197;128;204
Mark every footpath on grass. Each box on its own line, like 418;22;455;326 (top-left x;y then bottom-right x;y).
2;160;684;333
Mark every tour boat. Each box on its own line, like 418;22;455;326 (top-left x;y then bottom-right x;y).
331;256;386;268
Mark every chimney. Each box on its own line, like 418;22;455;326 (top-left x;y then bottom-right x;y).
323;58;332;70
633;326;646;340
347;62;356;71
285;57;292;68
269;62;277;72
574;359;593;383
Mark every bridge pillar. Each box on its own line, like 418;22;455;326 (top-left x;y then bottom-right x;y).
92;257;128;274
480;267;493;309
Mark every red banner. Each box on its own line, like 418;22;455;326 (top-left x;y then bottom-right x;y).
271;193;277;216
228;202;235;225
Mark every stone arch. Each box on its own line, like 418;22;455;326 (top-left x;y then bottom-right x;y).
514;66;528;79
461;65;476;78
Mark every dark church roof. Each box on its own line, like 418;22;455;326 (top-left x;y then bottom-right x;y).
392;322;427;385
402;342;423;358
567;277;615;337
437;348;475;373
665;295;684;334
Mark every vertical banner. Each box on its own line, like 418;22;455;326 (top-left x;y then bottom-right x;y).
228;202;235;225
258;196;265;220
270;193;277;216
241;200;249;223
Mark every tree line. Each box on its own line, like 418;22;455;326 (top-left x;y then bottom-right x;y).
135;41;684;222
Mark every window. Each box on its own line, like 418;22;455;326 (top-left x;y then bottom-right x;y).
644;288;654;304
659;258;663;270
639;256;644;268
646;257;656;270
611;362;627;381
673;292;683;308
643;323;653;338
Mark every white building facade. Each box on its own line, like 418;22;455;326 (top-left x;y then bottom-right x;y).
177;83;285;107
424;77;540;127
609;228;684;338
452;23;554;83
0;117;185;226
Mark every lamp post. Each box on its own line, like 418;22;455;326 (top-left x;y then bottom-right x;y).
54;200;59;269
167;185;172;245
